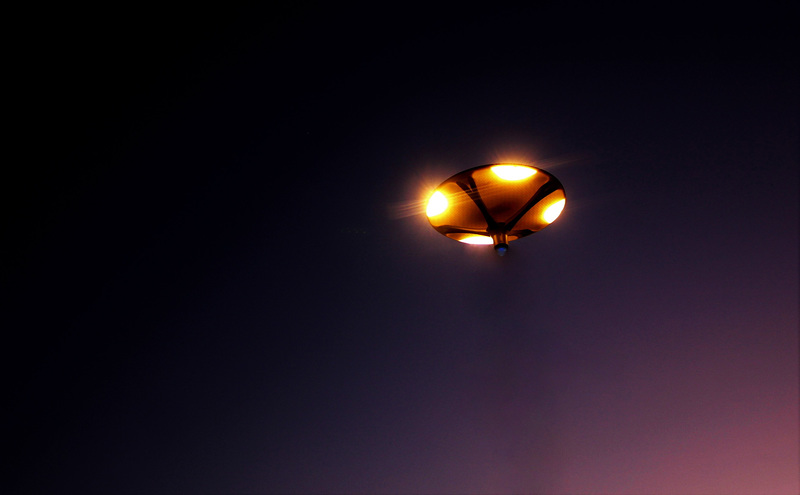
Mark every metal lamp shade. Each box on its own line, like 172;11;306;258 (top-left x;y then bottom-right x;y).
426;164;565;255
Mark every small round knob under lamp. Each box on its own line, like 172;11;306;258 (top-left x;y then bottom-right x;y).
426;164;566;256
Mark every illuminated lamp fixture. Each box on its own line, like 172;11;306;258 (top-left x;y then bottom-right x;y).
426;164;566;256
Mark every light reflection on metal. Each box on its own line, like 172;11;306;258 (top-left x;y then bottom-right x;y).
426;163;566;255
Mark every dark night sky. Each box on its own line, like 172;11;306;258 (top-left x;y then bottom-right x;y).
4;4;798;494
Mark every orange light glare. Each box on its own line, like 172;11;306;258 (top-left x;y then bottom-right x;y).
458;235;494;245
490;165;537;181
543;198;566;223
426;190;448;217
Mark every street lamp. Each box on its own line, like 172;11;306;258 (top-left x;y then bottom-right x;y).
426;164;566;255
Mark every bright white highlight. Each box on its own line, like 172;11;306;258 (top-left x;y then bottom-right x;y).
491;165;537;181
458;235;494;245
543;198;566;223
426;191;448;217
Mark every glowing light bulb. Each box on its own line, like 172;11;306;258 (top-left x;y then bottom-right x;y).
458;235;494;245
543;198;565;223
426;190;448;217
490;165;537;181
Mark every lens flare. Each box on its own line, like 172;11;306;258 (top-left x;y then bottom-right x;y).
426;190;448;217
490;165;537;181
543;198;566;223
